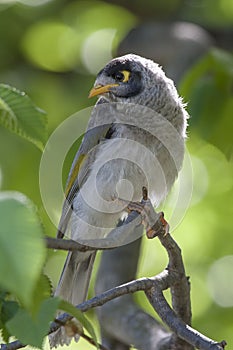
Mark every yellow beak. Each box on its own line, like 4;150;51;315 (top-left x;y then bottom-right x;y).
88;83;119;98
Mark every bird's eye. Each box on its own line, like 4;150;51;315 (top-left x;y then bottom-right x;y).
113;70;130;83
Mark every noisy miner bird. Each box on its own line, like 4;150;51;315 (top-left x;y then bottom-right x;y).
49;54;188;347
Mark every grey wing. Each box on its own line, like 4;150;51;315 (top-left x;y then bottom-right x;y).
57;120;113;238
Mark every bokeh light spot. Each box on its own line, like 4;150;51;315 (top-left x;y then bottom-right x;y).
19;0;53;6
189;156;208;206
81;28;116;75
160;149;193;231
191;274;212;318
64;1;136;37
0;0;15;3
116;178;134;202
21;21;81;72
0;0;53;6
220;0;233;19
0;168;2;189
207;255;233;307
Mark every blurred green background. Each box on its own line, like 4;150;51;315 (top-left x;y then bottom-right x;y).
0;0;232;349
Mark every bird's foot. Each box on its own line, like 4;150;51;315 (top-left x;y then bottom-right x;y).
117;193;169;239
146;211;170;239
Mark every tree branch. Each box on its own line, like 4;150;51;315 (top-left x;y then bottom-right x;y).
95;231;172;350
45;236;101;252
45;210;142;251
1;196;226;350
1;270;225;350
51;252;227;350
146;284;225;350
48;221;225;350
158;230;193;349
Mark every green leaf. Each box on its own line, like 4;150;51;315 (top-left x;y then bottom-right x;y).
0;289;7;302
0;84;47;151
6;297;60;348
32;273;53;315
0;300;19;343
0;192;46;310
180;48;233;158
1;325;11;344
58;299;99;348
1;301;19;323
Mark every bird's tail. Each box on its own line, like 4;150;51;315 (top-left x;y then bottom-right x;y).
49;251;96;348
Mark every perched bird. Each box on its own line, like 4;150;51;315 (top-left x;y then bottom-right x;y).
49;54;188;347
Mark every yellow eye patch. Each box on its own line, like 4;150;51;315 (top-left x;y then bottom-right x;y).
120;70;130;82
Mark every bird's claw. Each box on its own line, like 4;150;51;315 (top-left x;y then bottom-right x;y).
122;200;169;239
146;212;169;239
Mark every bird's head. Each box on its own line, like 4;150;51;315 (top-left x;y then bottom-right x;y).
88;54;188;136
89;54;165;103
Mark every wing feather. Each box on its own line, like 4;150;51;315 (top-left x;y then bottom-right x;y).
57;123;113;238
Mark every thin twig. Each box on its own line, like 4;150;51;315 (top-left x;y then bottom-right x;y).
158;230;193;349
44;210;142;251
50;270;224;350
49;273;172;334
1;191;226;350
146;286;225;350
0;272;226;350
81;333;109;350
45;236;99;252
0;342;24;350
51;319;109;350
